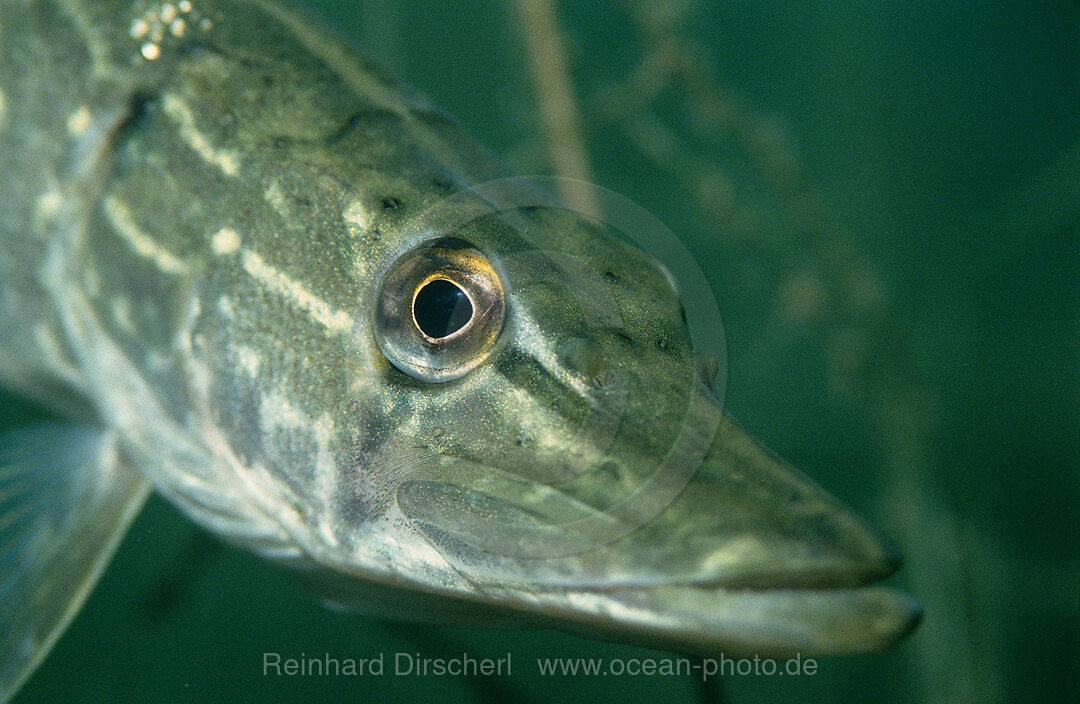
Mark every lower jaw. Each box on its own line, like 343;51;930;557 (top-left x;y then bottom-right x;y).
516;582;923;656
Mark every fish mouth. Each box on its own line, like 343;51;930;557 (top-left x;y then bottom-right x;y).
395;383;922;655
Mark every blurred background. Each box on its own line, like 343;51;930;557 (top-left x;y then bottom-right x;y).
10;0;1078;702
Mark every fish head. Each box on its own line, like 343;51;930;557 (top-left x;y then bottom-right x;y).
288;181;921;656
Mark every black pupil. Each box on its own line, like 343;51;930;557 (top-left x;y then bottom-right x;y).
413;279;473;338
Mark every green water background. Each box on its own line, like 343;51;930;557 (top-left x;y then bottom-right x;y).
9;1;1078;702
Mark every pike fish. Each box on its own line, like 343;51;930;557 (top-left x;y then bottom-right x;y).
0;0;921;699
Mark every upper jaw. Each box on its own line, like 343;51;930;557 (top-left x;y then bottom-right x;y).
398;407;905;589
392;387;920;654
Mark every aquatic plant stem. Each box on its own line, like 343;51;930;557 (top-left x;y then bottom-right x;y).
514;0;600;219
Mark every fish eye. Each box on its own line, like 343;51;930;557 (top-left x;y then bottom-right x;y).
374;239;505;382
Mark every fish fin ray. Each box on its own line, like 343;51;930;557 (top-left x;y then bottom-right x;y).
0;422;151;704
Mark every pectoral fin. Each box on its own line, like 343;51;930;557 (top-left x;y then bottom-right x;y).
0;422;151;703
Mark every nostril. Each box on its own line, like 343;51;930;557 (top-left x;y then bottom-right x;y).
559;337;605;378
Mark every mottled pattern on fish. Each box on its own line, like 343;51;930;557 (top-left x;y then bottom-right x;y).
0;0;693;578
